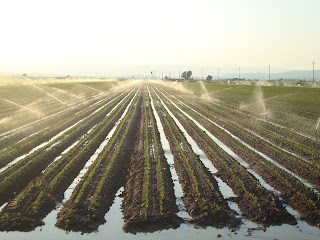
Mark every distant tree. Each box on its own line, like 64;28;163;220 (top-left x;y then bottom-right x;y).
22;74;27;77
206;75;212;80
181;70;192;80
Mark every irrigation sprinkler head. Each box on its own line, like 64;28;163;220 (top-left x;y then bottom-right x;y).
262;112;268;121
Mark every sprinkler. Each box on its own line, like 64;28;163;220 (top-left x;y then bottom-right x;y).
262;112;268;121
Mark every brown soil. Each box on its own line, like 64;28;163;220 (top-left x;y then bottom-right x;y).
155;88;297;226
163;89;320;228
55;91;141;233
0;93;126;207
151;90;240;228
0;92;135;232
122;91;182;233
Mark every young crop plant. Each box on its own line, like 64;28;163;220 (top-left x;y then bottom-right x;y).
142;94;151;217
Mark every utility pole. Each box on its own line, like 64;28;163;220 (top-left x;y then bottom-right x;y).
268;64;271;82
239;66;241;80
313;60;316;84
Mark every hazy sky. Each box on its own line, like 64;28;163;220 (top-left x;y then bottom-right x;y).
0;0;319;77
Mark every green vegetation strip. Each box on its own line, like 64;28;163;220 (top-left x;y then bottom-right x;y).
153;91;221;215
12;90;135;207
72;90;139;206
172;94;320;188
0;91;130;189
147;92;165;215
156;90;267;212
0;90;125;167
158;88;320;225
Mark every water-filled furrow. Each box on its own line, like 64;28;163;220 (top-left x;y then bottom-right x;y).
41;128;91;175
152;89;245;217
156;89;302;218
0;90;129;173
148;87;190;220
164;88;320;195
58;87;139;207
0;90;120;141
0;203;7;212
244;127;313;164
210;96;314;140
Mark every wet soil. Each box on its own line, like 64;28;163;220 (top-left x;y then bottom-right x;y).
0;93;135;231
122;92;182;233
55;92;141;233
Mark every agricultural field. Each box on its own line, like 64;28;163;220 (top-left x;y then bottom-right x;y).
0;77;320;239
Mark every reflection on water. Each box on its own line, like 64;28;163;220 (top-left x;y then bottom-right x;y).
2;194;320;240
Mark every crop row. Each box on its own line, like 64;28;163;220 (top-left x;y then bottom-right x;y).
0;90;126;169
0;87;137;231
55;88;141;232
154;86;296;225
162;85;320;162
0;89;119;148
155;86;320;228
121;88;180;233
151;88;236;227
0;89;135;207
167;93;320;190
0;81;118;133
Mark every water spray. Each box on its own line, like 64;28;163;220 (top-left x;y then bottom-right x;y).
4;99;40;115
264;112;268;121
316;117;320;141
